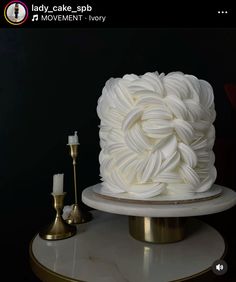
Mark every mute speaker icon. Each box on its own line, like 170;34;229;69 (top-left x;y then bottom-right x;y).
216;264;223;271
212;260;227;275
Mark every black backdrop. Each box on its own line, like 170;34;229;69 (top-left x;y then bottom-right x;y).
1;28;236;281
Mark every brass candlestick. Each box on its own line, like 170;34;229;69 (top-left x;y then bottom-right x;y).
66;142;92;224
39;193;76;240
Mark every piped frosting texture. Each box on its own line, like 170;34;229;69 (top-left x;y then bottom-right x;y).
97;71;217;198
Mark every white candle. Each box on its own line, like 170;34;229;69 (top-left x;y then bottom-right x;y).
52;174;64;195
68;131;79;145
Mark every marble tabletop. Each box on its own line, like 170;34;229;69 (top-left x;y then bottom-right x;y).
30;211;225;282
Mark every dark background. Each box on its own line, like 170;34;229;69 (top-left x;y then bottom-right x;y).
0;29;236;281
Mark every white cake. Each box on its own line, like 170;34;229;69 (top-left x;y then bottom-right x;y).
97;71;217;199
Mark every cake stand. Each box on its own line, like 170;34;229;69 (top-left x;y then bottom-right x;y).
82;183;236;243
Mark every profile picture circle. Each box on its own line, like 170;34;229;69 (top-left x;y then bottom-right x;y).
4;1;28;25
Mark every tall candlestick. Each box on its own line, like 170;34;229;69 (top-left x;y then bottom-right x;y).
65;131;92;224
53;174;64;195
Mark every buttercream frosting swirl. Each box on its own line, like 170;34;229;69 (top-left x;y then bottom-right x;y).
97;71;217;198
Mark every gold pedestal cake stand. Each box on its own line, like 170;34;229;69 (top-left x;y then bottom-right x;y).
82;183;236;244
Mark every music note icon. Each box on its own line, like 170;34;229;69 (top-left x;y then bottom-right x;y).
32;14;38;21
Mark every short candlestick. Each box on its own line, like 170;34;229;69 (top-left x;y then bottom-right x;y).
39;193;76;240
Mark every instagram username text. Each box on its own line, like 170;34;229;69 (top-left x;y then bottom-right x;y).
32;4;92;13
